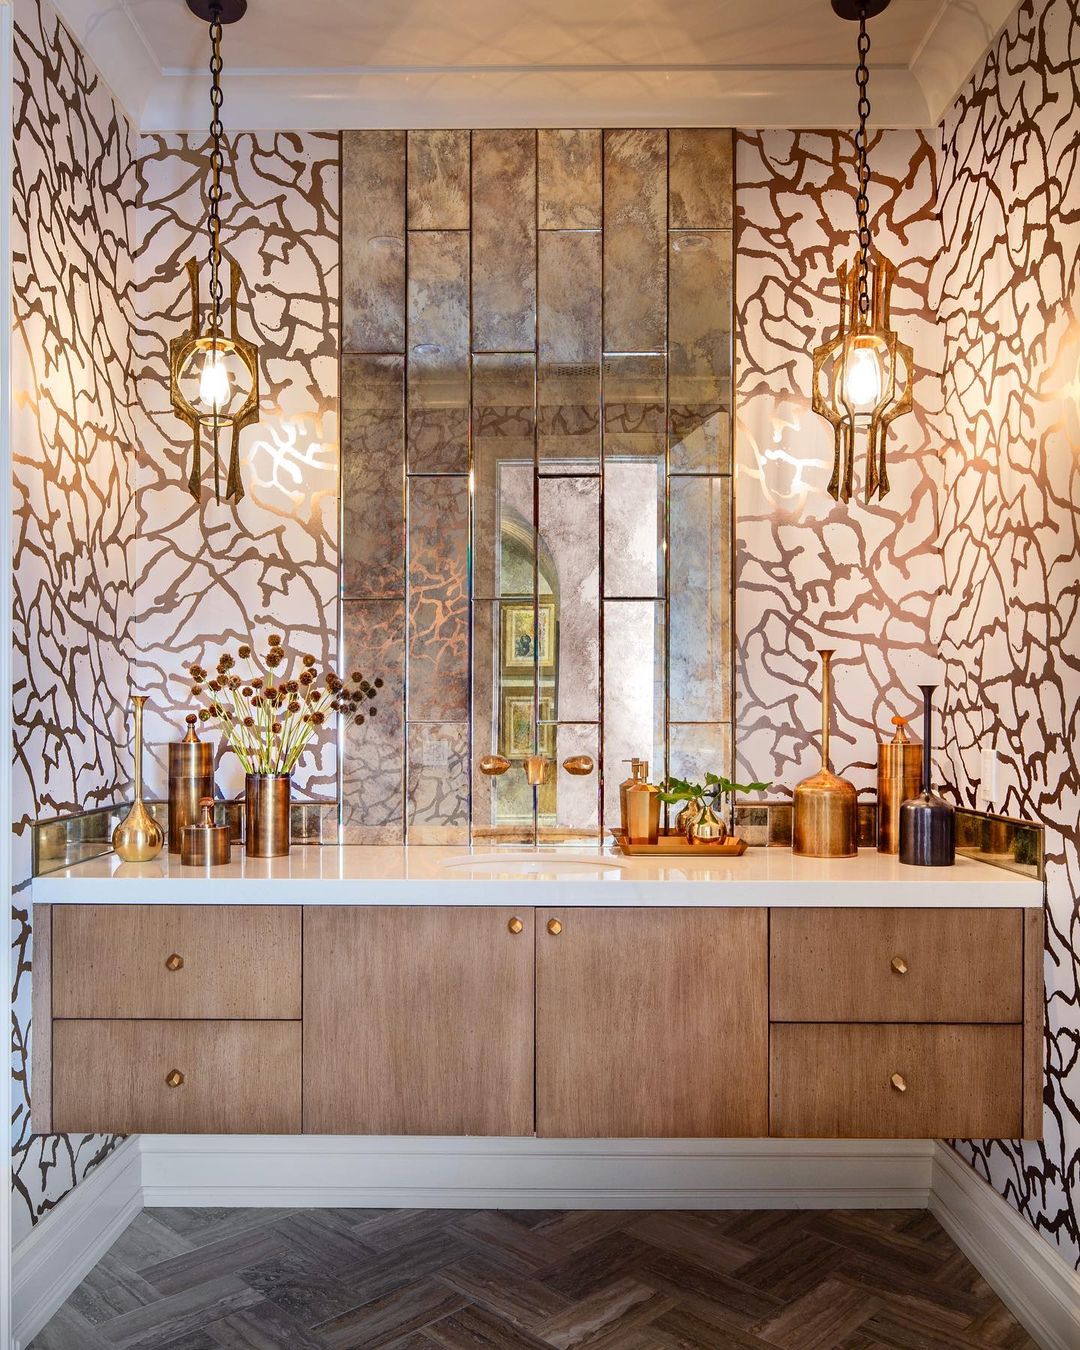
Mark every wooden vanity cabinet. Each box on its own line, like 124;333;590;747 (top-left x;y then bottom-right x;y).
302;906;535;1135
535;908;769;1137
36;899;1042;1141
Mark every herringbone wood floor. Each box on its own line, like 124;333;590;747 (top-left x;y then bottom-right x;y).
31;1207;1037;1350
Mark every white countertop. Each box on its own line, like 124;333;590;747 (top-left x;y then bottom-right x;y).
32;844;1042;907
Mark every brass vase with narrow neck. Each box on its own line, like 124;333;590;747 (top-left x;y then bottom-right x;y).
113;695;165;862
792;649;858;858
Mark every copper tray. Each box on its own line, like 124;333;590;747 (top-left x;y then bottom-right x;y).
610;830;748;858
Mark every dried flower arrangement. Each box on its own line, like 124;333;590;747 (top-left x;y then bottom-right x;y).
187;635;381;777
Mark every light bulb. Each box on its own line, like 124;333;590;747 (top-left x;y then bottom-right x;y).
199;349;231;412
843;343;884;413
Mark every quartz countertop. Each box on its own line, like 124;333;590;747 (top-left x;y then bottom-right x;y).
32;844;1042;907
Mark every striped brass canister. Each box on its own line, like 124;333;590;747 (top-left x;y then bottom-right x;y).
876;715;922;853
168;714;214;854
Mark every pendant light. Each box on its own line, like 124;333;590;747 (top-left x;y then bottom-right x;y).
170;0;260;504
811;0;913;503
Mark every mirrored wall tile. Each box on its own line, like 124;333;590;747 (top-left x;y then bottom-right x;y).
603;353;666;459
602;600;665;827
669;475;732;722
669;129;733;229
538;476;601;722
341;355;404;599
668;230;732;472
407;721;470;845
539;723;601;840
407;230;470;472
603;129;667;352
604;457;664;599
407;129;470;229
471;601;536;844
538;230;601;469
342;130;405;353
341;600;404;844
472;353;536;599
472;130;536;352
407;475;469;722
538;129;602;229
668;722;733;792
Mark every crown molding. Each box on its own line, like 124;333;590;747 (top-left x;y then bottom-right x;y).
910;0;1019;124
46;0;1016;133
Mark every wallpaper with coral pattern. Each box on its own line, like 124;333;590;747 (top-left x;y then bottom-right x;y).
933;0;1080;1269
733;128;946;795
10;0;133;1242
132;130;341;801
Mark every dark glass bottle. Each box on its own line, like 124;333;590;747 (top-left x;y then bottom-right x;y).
898;684;955;866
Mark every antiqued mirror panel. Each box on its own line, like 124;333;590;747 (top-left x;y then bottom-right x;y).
339;129;733;843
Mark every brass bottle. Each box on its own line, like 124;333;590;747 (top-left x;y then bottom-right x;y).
792;649;858;858
876;714;922;854
625;760;661;845
112;694;165;863
168;714;214;854
619;758;646;835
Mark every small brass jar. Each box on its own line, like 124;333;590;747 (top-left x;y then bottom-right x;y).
168;714;214;854
180;797;231;867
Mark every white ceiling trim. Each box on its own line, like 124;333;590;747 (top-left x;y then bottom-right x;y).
50;0;1016;132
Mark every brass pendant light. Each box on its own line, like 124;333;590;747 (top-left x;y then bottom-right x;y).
170;0;260;504
811;0;913;503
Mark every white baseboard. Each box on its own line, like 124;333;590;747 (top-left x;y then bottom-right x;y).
137;1134;935;1210
11;1138;142;1350
16;1137;1078;1350
930;1143;1080;1350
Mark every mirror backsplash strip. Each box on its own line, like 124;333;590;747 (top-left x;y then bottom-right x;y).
340;129;735;844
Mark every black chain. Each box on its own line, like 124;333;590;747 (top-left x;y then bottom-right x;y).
207;1;225;329
853;3;872;318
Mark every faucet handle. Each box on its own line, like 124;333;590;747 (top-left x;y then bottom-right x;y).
562;755;595;776
478;754;511;776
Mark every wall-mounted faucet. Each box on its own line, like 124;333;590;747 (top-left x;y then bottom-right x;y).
477;753;595;785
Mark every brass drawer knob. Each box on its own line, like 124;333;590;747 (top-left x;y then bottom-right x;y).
507;916;524;935
165;1069;185;1088
890;955;908;975
165;953;184;972
890;1072;907;1093
547;918;562;936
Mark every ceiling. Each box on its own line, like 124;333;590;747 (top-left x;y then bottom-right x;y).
53;0;1018;131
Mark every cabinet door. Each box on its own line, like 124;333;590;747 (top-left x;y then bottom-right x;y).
536;908;768;1137
303;907;535;1135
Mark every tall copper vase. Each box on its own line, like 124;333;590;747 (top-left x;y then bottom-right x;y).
245;773;291;858
792;649;858;858
112;695;165;862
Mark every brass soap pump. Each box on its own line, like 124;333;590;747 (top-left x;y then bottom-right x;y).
792;649;858;858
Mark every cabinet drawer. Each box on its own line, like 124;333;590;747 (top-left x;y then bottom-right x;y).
770;908;1022;1022
52;1019;301;1133
53;905;301;1019
770;1023;1021;1138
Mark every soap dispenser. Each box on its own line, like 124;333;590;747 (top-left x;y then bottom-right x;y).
619;758;645;835
624;760;661;845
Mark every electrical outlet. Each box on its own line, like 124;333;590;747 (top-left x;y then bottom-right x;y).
980;747;999;806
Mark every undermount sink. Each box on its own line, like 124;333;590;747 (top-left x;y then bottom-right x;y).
439;851;628;875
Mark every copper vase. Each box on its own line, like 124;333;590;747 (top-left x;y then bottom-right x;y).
792;649;858;858
112;695;165;863
245;773;291;858
876;714;922;853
